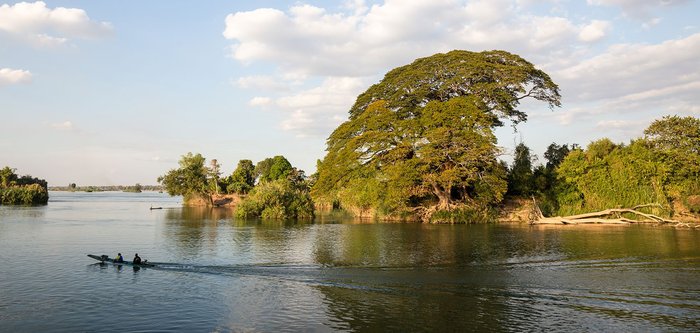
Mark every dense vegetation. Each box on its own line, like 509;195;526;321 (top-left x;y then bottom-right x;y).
312;50;560;222
0;166;49;205
155;50;698;224
158;153;314;219
508;116;700;219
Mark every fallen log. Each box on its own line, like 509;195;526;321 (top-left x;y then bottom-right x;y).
530;202;680;225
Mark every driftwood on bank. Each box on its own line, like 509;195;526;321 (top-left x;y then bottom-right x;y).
529;200;680;225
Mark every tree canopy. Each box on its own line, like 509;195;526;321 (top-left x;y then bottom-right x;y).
255;155;293;183
313;50;560;221
226;159;255;194
508;143;535;196
348;49;560;125
157;152;209;199
548;116;700;217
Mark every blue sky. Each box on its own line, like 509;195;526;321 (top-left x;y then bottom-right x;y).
1;0;699;186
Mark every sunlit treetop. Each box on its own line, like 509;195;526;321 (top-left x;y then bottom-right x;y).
348;50;561;126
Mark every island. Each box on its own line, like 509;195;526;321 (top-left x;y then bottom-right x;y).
0;166;49;205
158;50;700;225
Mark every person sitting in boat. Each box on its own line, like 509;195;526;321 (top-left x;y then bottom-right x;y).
115;253;124;263
133;253;142;265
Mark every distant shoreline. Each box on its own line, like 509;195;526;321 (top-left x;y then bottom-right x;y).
49;185;164;192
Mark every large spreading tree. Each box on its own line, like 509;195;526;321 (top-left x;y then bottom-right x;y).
312;50;560;221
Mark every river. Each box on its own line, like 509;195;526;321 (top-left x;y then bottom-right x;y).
1;191;699;332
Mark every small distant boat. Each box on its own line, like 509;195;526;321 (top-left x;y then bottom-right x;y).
87;254;156;267
149;206;163;210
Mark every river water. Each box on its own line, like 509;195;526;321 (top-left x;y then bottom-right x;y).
1;192;699;332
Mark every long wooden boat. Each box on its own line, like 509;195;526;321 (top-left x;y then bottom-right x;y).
87;254;156;267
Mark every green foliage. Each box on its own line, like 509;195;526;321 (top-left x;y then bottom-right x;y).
157;153;209;198
547;116;700;218
430;206;497;224
543;143;573;169
348;50;560;125
507;143;534;196
644;115;700;198
226;159;255;194
235;177;314;220
123;183;142;193
644;115;700;154
0;166;49;205
208;159;222;194
1;166;18;187
314;50;558;220
0;184;49;205
255;155;293;183
555;139;670;216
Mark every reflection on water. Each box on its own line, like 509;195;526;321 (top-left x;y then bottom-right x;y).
1;192;699;332
156;207;700;331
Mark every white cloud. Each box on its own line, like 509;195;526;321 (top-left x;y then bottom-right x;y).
579;20;610;42
223;0;612;136
594;118;651;140
0;1;112;46
223;0;597;78
557;32;700;102
236;75;292;91
667;101;700;115
596;119;643;129
248;96;272;107
50;120;74;130
31;33;68;47
277;77;365;136
488;29;700;129
0;68;32;85
587;0;689;20
223;1;699;137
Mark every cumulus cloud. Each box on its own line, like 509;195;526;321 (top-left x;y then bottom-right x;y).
579;20;610;42
223;0;600;77
248;96;272;107
557;32;700;102
587;0;689;20
235;75;293;91
0;68;32;85
594;118;652;139
223;0;612;136
223;0;698;137
547;33;700;127
276;77;365;136
50;120;74;130
0;1;112;46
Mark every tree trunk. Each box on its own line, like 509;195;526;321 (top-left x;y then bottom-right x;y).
430;181;451;210
530;203;679;225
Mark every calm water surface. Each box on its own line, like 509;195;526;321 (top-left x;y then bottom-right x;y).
1;192;699;332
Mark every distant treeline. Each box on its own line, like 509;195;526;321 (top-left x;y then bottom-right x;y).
1;166;49;205
49;184;163;192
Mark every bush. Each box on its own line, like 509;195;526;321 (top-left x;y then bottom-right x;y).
554;139;672;217
0;184;49;205
235;179;314;220
430;207;496;224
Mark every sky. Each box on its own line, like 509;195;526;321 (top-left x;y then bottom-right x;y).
1;0;699;186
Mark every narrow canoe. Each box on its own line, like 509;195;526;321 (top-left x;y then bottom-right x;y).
87;254;155;267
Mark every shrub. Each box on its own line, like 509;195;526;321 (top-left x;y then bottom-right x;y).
235;178;314;220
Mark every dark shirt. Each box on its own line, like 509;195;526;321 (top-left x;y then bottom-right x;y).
133;256;142;264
